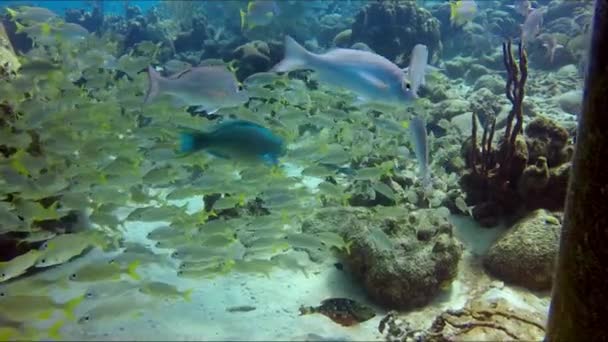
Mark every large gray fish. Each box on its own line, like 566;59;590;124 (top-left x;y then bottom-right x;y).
521;7;546;44
409;115;431;188
272;36;416;104
145;65;249;114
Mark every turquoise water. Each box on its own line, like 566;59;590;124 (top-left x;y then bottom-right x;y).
0;1;588;340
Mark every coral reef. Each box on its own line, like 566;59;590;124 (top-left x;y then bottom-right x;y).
232;40;273;81
350;1;441;65
484;209;561;290
302;207;462;310
460;41;573;226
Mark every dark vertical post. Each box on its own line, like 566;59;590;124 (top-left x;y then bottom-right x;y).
546;0;608;340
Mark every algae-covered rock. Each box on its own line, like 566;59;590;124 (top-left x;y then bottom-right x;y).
350;1;441;64
232;40;272;80
525;116;570;167
332;29;352;48
302;207;462;310
473;74;504;94
484;209;561;290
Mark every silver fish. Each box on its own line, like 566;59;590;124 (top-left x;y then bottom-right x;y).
521;7;546;44
145;65;249;114
409;115;431;188
506;0;533;16
403;44;429;98
272;36;415;104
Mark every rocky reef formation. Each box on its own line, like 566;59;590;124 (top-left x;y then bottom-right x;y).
460;41;573;227
484;209;561;290
350;1;441;65
302;207;462;310
380;286;547;341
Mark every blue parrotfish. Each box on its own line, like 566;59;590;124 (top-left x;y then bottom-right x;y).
180;120;284;165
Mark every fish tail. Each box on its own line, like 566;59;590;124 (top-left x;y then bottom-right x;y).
46;320;64;340
240;9;247;31
144;65;162;104
298;305;315;315
179;132;208;153
183;288;194;302
449;2;457;22
63;294;85;320
6;7;18;20
127;259;141;280
14;21;26;34
272;36;311;73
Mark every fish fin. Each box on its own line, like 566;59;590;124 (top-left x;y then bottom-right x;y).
144;66;162;104
179;132;208;153
6;7;18;20
127;259;141;280
38;309;54;320
298;305;314;315
14;21;27;34
240;9;247;30
63;295;85;321
344;240;353;255
206;149;230;159
194;106;219;115
449;2;457;23
183;289;194;302
41;22;51;35
271;36;310;73
46;320;64;340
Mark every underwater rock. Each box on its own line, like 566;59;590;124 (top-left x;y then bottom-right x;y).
524;116;570;167
464;64;491;84
303;207;461;310
443;56;472;79
380;287;546;341
473;75;504;95
553;89;583;115
468;87;505;125
433;99;470;121
232;40;272;80
350;1;441;64
484;209;561;290
318;13;352;48
332;29;352;48
173;13;209;53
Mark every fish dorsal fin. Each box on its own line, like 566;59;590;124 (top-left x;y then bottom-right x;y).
356;71;388;90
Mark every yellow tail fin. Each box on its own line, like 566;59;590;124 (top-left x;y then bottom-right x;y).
46;320;64;340
63;294;85;321
183;288;194;302
37;309;54;320
449;2;458;22
240;9;247;31
127;260;141;280
5;7;18;20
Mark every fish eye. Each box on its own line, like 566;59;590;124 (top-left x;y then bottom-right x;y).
0;292;6;297
85;292;94;299
39;258;46;264
70;273;77;280
0;273;5;278
177;270;183;276
404;82;411;90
